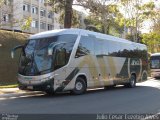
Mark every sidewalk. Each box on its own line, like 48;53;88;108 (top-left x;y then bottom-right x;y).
0;88;43;97
0;88;21;95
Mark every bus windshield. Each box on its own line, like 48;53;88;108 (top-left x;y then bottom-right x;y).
151;56;160;69
18;34;77;75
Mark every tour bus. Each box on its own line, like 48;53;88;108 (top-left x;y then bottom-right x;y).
150;53;160;79
11;29;148;95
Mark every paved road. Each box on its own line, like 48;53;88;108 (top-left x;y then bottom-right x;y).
0;79;160;114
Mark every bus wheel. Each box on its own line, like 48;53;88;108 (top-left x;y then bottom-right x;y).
45;82;54;95
125;74;136;88
72;77;86;95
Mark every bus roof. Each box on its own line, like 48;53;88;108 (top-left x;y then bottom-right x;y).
29;28;146;47
29;29;80;39
151;53;160;56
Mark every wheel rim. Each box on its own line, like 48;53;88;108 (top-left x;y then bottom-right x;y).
75;81;83;91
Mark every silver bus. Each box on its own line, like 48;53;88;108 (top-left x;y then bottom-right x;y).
11;29;148;95
150;53;160;79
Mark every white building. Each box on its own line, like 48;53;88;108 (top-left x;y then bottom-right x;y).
0;0;61;33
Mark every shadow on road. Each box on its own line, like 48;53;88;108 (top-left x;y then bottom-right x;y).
1;82;160;114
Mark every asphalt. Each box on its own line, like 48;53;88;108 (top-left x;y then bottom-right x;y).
0;78;160;114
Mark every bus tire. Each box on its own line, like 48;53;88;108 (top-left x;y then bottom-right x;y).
125;74;136;88
72;77;86;95
45;81;54;95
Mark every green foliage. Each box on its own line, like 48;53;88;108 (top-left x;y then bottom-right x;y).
141;32;160;53
48;0;73;28
120;0;156;42
84;11;124;36
152;11;160;34
21;17;32;31
48;0;65;13
84;15;102;32
0;0;4;6
153;22;160;34
59;9;80;28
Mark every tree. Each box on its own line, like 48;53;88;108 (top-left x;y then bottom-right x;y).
141;32;160;53
20;17;32;31
120;0;156;42
48;0;74;28
152;11;160;34
64;0;73;28
49;0;122;32
84;13;124;36
59;9;80;28
76;0;122;34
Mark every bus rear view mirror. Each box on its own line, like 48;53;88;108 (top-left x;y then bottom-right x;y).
11;45;24;59
48;42;66;56
48;47;53;56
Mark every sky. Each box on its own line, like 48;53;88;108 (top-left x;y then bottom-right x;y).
73;0;160;33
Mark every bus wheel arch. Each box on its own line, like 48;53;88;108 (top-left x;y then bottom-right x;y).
78;75;87;88
71;75;87;95
141;70;148;81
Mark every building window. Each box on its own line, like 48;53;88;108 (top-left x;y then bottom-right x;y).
31;20;38;28
32;6;38;14
3;15;8;22
48;24;53;30
3;14;11;22
48;11;53;18
40;22;46;29
40;9;46;17
31;21;36;28
23;4;30;12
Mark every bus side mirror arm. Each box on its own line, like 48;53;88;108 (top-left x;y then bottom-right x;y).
11;45;24;59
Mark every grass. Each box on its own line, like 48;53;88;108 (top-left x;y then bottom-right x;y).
0;84;18;88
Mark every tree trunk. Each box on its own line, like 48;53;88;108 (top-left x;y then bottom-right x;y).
64;0;73;28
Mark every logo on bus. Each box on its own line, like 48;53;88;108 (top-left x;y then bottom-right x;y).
131;60;140;66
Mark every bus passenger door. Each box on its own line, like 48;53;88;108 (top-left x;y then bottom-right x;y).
52;44;67;91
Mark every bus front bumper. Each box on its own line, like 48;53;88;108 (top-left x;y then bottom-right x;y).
18;79;54;91
18;74;54;91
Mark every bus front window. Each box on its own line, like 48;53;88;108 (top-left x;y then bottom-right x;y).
151;59;160;69
18;34;77;75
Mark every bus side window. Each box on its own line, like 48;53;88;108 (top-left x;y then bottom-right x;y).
54;42;74;70
75;36;94;58
94;38;105;56
103;40;109;56
54;47;66;70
